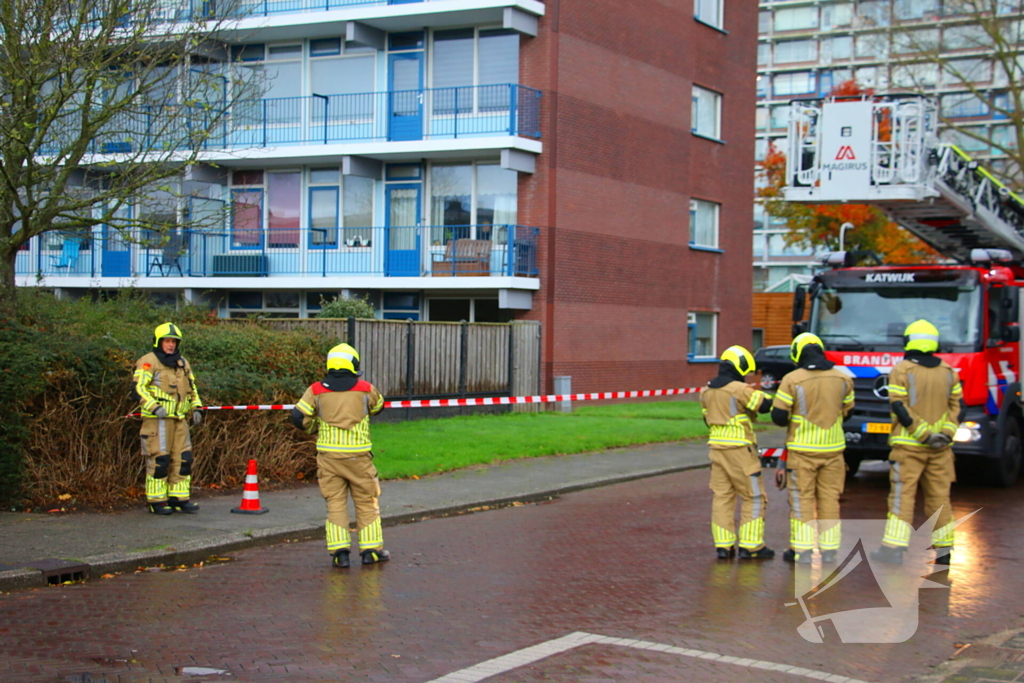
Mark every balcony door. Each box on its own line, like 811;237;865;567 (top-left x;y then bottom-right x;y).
385;184;421;277
388;52;423;141
102;225;131;277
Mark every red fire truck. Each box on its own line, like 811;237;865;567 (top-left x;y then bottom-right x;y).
782;96;1024;486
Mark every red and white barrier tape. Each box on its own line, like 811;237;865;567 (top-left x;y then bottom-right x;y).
125;386;705;417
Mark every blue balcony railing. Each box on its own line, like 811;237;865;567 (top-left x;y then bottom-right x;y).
19;225;539;279
79;85;541;155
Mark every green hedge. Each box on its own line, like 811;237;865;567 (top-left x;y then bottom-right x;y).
0;290;335;507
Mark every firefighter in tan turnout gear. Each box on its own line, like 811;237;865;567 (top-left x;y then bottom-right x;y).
292;343;387;568
771;333;855;564
700;345;775;560
871;319;963;566
134;323;204;515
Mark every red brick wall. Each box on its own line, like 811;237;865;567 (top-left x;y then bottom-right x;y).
518;0;757;394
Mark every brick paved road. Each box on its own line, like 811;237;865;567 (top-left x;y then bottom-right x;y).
1;464;1022;683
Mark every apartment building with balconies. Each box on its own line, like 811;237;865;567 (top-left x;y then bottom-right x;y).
755;0;1023;292
17;0;758;393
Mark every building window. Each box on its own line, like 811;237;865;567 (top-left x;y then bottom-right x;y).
309;168;375;248
942;92;989;118
773;71;815;97
756;74;768;98
689;312;717;359
821;3;853;29
382;292;420;320
894;0;938;21
694;0;723;29
774;6;817;32
774;39;817;63
822;35;852;62
230;171;264;249
690;199;720;249
431;28;519;113
757;42;770;66
943;24;988;51
891;62;938;88
429;162;517;245
691;85;721;139
758;11;771;34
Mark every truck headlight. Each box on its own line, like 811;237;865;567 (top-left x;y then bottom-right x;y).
953;421;982;443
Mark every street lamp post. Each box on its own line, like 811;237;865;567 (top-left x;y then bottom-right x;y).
839;222;855;251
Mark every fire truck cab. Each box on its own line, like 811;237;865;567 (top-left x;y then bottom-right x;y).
782;96;1024;486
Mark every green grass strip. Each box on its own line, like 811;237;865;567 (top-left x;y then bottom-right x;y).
372;400;778;480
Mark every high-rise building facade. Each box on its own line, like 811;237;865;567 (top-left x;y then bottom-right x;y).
755;0;1021;292
16;0;757;393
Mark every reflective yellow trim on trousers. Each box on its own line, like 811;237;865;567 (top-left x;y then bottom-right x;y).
316;418;373;453
933;521;955;548
326;520;350;552
712;523;736;548
168;476;191;499
738;518;765;550
790;518;816;551
788;415;845;452
818;522;841;551
145;475;168;502
882;512;912;548
359;518;384;550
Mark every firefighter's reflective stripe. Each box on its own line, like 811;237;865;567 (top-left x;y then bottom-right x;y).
775;389;794;407
738;518;765;550
788;415;846;451
746;390;768;412
145;476;168;502
168;477;190;499
326;520;350;551
818;521;841;551
712;523;737;548
790;518;816;551
296;398;315;416
883;512;913;548
889;383;908;398
316;420;373;453
134;368;199;419
933;520;955;548
358;518;384;550
708;414;753;446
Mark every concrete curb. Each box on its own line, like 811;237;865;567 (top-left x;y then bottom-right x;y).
0;461;708;593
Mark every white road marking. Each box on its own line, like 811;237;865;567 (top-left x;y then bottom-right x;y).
424;631;876;683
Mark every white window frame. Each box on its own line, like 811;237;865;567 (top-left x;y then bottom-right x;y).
689;198;720;249
691;85;722;140
694;0;724;30
688;311;718;360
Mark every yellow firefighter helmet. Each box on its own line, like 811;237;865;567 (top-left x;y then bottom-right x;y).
326;343;361;373
720;345;757;376
903;319;940;353
152;322;183;348
790;332;824;363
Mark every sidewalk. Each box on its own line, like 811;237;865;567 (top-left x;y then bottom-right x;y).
0;430;787;592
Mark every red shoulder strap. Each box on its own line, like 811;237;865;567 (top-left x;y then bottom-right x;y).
311;382;332;395
352;380;373;393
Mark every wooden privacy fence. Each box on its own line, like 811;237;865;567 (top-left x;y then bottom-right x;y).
262;318;541;406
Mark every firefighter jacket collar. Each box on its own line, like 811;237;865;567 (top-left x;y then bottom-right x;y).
318;369;360;392
797;345;835;371
905;349;941;368
707;363;746;389
154;348;184;368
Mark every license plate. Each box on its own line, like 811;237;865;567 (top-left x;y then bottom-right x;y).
862;422;892;434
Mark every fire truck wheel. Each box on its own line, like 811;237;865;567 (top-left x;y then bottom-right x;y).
760;372;778;390
988;416;1022;488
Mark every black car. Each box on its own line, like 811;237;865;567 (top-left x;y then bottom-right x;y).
753;345;796;389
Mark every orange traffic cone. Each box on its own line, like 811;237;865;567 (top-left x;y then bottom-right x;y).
231;459;269;515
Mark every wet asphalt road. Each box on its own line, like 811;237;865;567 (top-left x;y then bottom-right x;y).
1;462;1022;683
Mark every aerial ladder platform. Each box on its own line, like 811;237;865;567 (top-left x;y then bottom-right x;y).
782;96;1024;263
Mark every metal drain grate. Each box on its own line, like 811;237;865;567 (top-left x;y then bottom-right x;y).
24;559;90;586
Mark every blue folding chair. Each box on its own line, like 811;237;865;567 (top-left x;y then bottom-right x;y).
49;237;82;271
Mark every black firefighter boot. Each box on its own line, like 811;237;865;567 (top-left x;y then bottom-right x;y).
168;497;200;514
361;548;391;565
782;549;813;564
870;545;905;565
934;548;952;565
738;546;776;560
332;549;351;568
148;501;173;516
716;547;735;560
